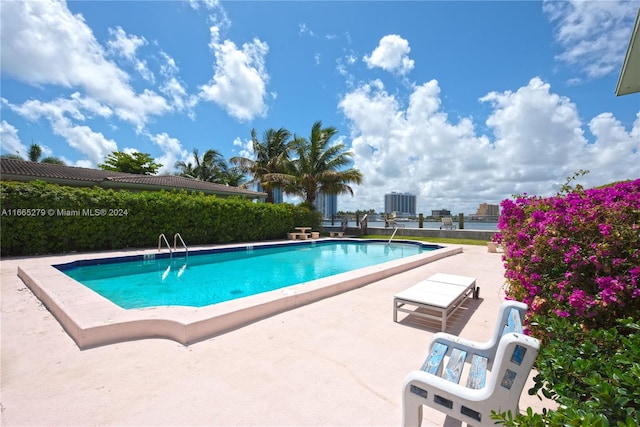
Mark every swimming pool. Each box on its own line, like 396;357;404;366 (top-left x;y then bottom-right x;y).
17;239;463;348
57;241;431;309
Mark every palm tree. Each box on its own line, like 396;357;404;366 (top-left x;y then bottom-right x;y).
174;159;197;179
28;144;42;162
223;165;247;187
175;148;229;184
230;127;294;203
2;143;66;164
286;121;363;209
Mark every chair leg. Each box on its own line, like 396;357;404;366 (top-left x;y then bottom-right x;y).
402;386;424;427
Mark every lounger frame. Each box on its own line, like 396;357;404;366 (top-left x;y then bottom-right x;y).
393;273;477;331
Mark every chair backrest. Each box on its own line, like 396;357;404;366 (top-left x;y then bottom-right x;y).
484;332;540;412
428;301;529;362
441;217;455;229
485;301;528;361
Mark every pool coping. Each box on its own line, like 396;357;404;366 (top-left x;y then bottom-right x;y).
17;239;463;349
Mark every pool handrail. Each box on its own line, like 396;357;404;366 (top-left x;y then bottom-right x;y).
158;233;172;257
174;233;189;256
341;216;349;232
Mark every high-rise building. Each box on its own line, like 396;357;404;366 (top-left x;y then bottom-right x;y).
316;191;338;219
384;192;416;216
256;184;283;203
271;186;283;204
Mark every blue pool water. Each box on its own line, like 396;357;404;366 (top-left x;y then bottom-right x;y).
56;240;438;309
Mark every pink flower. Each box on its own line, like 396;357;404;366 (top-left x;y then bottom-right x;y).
569;289;587;311
598;224;612;236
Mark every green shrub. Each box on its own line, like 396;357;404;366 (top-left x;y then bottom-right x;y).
492;317;640;426
0;181;321;256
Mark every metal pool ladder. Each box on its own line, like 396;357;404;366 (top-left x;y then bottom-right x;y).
388;222;405;244
158;233;172;257
173;233;188;257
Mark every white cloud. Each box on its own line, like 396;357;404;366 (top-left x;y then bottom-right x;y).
338;77;639;214
156;51;197;117
363;34;414;76
5;97;118;164
189;0;230;33
161;77;190;112
0;120;28;157
150;132;189;175
339;79;492;212
299;22;315;37
232;136;254;159
107;26;154;83
480;83;640;194
121;147;140;156
57;123;118;165
159;52;179;77
0;0;169;129
70;159;91;168
582;112;640;183
479;78;593;196
199;27;270;121
336;52;359;87
543;0;638;78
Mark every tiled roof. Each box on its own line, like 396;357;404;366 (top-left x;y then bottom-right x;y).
1;158;130;181
0;158;266;199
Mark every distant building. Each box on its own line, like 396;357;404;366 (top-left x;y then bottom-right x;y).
255;184;283;203
384;192;416;217
476;203;499;216
471;203;500;221
271;186;283;204
431;209;451;219
316;191;338;219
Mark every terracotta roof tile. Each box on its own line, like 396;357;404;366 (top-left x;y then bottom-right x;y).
0;158;128;181
0;158;265;198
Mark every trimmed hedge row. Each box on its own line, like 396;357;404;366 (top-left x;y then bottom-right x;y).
0;180;321;256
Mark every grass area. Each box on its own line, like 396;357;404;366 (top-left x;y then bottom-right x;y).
360;234;489;246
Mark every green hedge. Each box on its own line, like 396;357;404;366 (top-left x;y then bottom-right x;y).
0;181;321;256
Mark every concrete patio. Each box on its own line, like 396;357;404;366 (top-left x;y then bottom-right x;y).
1;243;554;426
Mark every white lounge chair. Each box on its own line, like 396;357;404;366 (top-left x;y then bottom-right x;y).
393;273;478;331
440;217;455;230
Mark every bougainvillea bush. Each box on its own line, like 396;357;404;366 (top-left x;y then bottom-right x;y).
492;176;640;426
495;178;640;330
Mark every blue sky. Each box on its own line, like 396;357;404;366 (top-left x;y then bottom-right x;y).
1;0;639;214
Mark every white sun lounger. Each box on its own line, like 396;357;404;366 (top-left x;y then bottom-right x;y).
393;273;478;331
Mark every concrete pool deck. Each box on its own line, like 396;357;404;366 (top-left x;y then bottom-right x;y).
1;243;555;426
